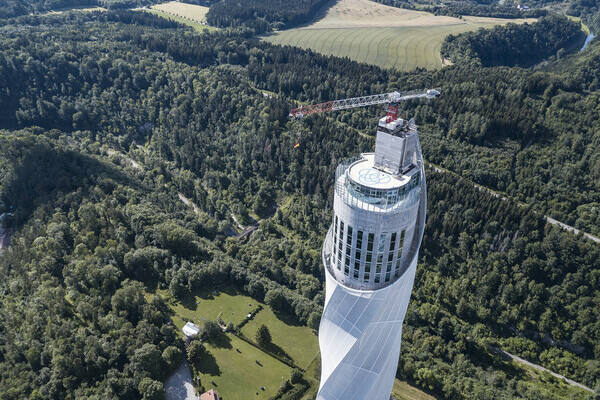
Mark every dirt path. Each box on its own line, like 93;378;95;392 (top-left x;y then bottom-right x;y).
491;347;595;393
107;149;143;170
178;194;201;216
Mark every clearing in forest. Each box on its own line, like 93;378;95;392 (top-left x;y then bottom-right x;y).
150;1;210;23
264;0;536;70
152;287;318;397
39;6;106;15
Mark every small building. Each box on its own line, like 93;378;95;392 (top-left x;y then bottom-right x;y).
182;322;200;338
200;389;220;400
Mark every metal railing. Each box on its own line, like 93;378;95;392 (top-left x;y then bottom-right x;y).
334;157;421;213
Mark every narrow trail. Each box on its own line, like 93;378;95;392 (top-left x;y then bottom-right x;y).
491;347;595;393
178;194;201;215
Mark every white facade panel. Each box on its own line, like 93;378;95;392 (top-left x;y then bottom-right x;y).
317;124;426;400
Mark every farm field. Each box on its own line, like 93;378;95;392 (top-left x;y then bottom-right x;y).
241;306;319;369
151;1;210;23
264;0;535;70
198;333;292;400
144;1;214;32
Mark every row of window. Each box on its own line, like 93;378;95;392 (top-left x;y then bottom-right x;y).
332;215;406;284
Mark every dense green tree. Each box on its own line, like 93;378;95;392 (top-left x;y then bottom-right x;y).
138;377;166;400
186;340;206;368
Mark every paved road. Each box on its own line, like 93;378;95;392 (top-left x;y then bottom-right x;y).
491;347;595;393
427;163;600;244
165;360;199;400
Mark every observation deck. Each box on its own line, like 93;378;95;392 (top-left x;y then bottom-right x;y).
335;153;421;213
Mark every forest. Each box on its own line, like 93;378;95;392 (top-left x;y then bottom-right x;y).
441;15;584;67
0;4;599;400
205;0;331;32
372;0;547;19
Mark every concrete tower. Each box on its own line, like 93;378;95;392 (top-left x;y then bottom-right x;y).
317;116;426;400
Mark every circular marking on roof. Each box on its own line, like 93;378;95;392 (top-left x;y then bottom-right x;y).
358;168;391;185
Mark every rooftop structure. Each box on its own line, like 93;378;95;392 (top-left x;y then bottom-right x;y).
182;322;200;338
200;389;220;400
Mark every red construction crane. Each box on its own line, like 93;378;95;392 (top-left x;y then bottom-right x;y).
289;89;440;122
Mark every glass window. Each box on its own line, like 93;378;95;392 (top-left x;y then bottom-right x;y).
385;272;391;282
374;274;380;284
367;233;374;252
378;233;387;253
363;273;370;282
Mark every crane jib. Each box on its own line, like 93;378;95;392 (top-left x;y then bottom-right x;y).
288;89;439;118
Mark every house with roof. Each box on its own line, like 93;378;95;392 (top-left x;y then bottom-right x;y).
200;389;220;400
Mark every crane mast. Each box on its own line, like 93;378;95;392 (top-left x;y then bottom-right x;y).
288;89;440;120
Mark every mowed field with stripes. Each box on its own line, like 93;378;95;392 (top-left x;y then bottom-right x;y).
264;0;535;70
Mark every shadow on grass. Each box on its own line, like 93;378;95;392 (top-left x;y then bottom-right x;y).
265;342;293;363
196;351;221;376
206;331;233;349
272;309;303;327
181;285;244;310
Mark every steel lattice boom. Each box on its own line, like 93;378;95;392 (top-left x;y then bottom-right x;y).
289;89;440;119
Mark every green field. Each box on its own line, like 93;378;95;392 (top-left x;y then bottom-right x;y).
151;1;210;22
153;287;258;330
263;0;534;70
241;306;319;369
146;9;214;32
153;287;319;397
198;333;292;400
392;379;438;400
266;24;502;70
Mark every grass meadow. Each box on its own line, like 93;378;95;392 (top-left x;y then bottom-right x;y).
143;2;215;32
241;306;319;369
152;286;316;398
151;1;210;23
197;334;292;400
